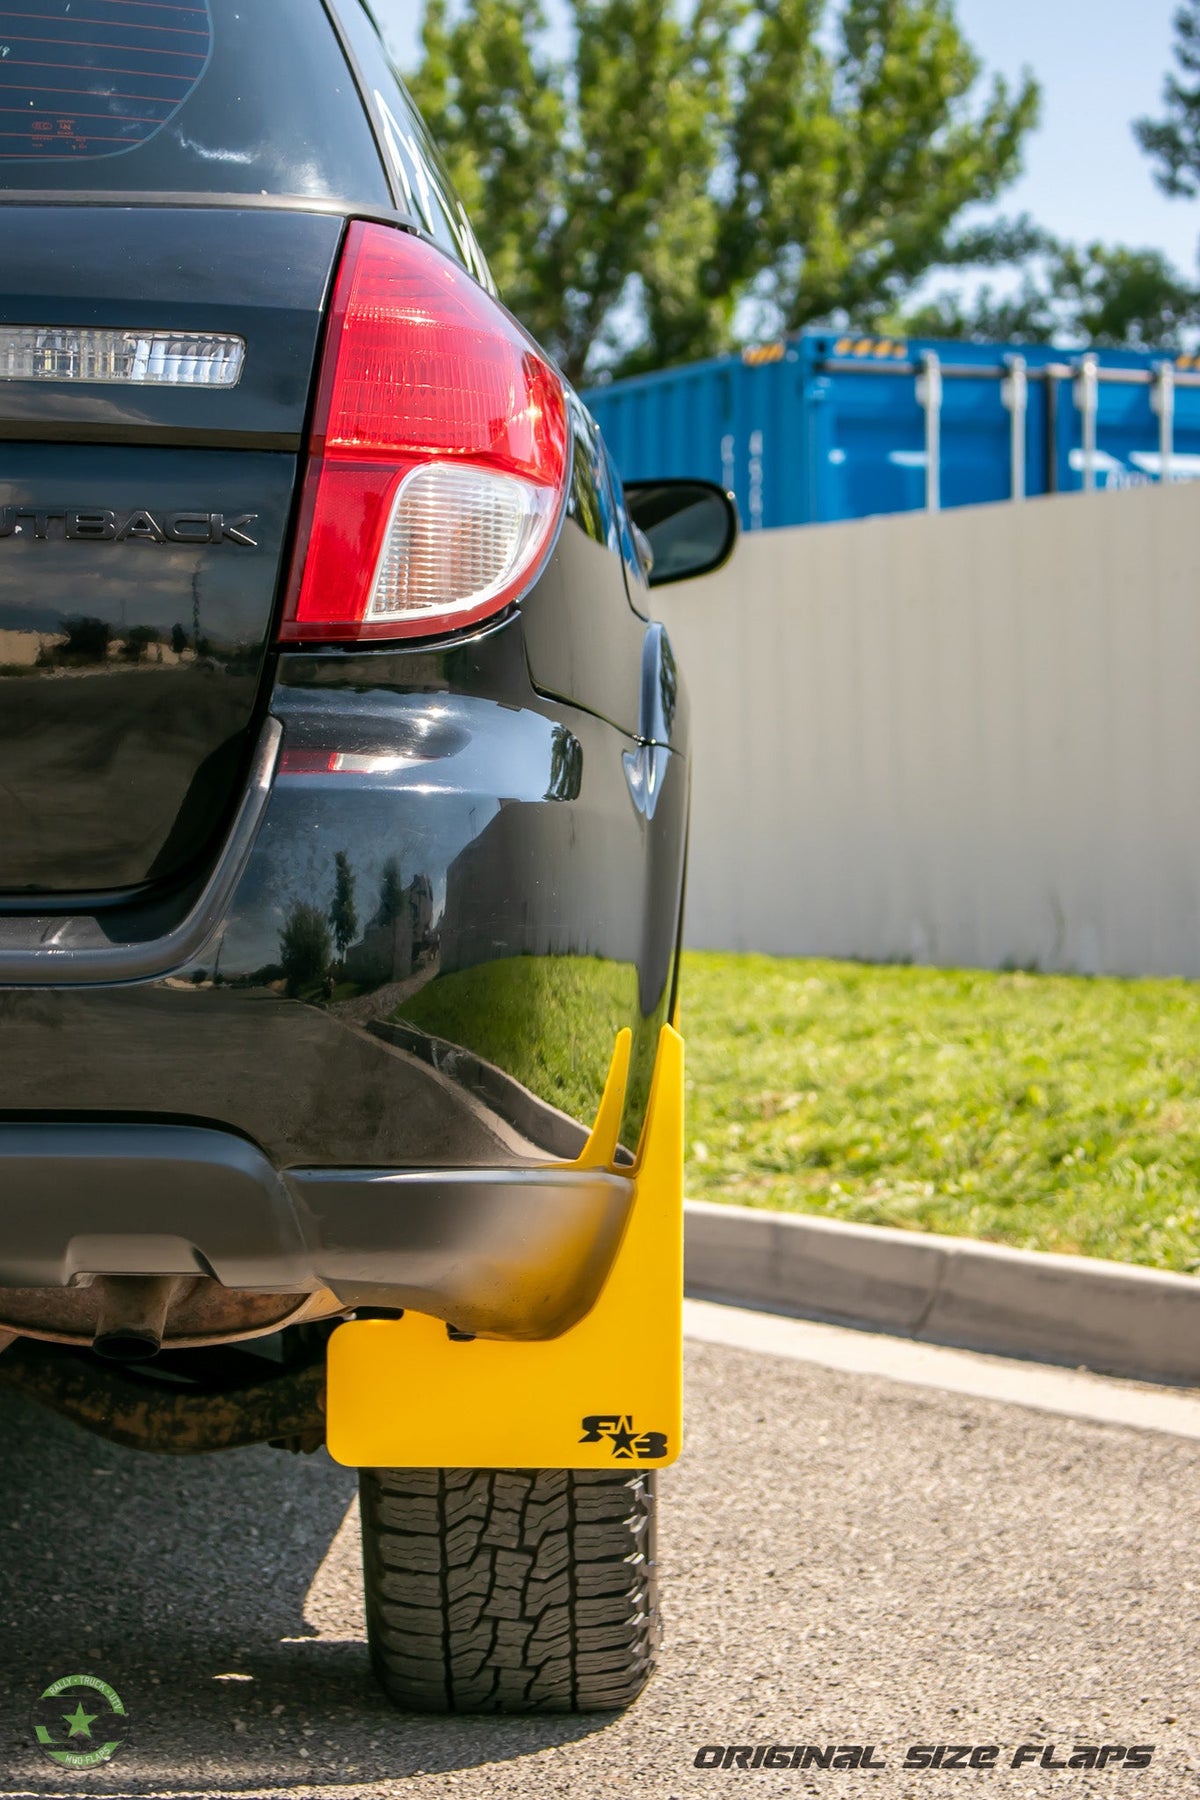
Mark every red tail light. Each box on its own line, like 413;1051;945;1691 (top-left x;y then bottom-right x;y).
280;222;569;643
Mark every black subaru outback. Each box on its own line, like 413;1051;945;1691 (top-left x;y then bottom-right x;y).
0;0;736;1716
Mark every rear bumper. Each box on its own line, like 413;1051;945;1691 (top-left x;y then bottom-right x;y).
0;1122;634;1340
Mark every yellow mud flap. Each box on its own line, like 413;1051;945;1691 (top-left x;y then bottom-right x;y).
325;1024;683;1470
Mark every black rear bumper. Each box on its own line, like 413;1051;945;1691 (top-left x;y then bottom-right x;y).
0;1121;634;1340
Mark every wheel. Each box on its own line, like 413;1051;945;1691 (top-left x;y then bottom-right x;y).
358;1465;660;1713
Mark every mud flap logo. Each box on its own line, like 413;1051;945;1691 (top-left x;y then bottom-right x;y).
579;1414;668;1460
32;1674;128;1769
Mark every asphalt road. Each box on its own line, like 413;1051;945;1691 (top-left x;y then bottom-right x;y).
1;1307;1199;1799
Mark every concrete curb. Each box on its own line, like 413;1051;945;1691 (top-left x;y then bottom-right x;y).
683;1200;1200;1386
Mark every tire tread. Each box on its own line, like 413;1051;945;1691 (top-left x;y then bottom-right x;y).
360;1466;659;1713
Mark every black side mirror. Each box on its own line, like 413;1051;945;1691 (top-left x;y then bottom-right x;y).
623;479;739;588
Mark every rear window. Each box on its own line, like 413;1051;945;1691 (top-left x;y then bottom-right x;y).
0;0;390;202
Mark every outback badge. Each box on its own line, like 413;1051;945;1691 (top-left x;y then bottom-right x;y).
0;507;258;545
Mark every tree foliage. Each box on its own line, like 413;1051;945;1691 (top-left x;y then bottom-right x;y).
716;0;1038;339
899;243;1200;349
1135;0;1200;199
375;855;406;928
279;903;333;996
398;0;1039;380
330;850;360;962
899;2;1200;355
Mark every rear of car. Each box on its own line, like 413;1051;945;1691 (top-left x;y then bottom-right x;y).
0;0;725;1716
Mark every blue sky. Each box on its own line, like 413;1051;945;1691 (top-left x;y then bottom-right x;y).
955;0;1198;274
382;0;1200;277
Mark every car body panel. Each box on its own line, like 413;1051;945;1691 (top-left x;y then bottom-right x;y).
0;208;345;894
0;208;343;448
0;600;689;1168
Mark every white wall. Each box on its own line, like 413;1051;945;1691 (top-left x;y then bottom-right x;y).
654;481;1200;976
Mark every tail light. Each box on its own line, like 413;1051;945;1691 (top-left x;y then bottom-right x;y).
280;222;569;644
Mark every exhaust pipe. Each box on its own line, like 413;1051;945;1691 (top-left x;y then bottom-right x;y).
91;1276;183;1362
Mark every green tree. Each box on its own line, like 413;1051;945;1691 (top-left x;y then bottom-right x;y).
413;0;565;320
279;903;333;996
895;277;1055;343
375;855;406;927
408;0;733;379
330;850;360;962
58;616;112;662
395;0;1038;379
1051;243;1199;347
121;624;161;663
545;724;583;799
716;0;1039;338
898;242;1200;349
1135;0;1200;199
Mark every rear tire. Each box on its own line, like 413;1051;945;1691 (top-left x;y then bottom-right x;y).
359;1466;660;1713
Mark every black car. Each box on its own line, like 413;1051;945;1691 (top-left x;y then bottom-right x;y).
0;0;736;1719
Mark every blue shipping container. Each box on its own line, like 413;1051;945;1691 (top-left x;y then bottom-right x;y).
583;332;1200;531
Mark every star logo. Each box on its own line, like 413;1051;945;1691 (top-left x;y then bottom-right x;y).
62;1700;98;1738
578;1413;669;1461
32;1675;128;1769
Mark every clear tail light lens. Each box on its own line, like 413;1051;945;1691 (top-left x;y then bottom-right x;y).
280;222;568;643
0;327;244;387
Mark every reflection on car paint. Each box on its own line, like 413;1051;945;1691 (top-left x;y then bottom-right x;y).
186;670;683;1156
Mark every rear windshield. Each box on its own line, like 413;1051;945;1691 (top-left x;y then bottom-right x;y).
0;0;390;202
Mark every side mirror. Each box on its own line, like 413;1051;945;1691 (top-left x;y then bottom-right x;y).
623;479;739;588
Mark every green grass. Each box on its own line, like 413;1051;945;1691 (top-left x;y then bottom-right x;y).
395;953;645;1127
681;951;1200;1271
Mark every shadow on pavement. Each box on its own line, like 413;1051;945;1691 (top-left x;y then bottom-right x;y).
0;1389;607;1794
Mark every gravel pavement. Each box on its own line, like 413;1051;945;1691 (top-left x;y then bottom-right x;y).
1;1314;1198;1799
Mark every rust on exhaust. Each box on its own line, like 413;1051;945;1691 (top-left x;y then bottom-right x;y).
91;1275;185;1361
